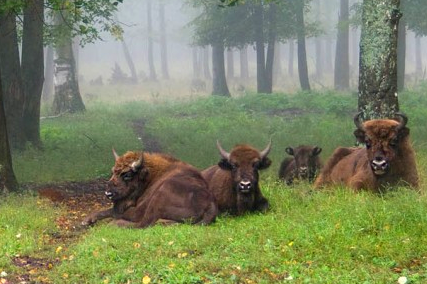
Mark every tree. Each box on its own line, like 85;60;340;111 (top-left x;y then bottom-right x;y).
159;2;170;80
147;0;157;81
22;0;44;148
295;0;311;91
358;0;401;120
0;71;18;193
334;0;350;90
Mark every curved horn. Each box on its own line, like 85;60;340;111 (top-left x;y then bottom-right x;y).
131;154;143;172
112;148;119;161
353;112;365;131
260;139;272;159
216;140;230;160
395;112;408;131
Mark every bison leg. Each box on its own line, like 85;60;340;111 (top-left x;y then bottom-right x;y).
82;208;114;226
109;219;137;228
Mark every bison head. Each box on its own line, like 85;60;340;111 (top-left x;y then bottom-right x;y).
105;149;148;201
285;145;322;179
353;112;410;176
216;140;272;193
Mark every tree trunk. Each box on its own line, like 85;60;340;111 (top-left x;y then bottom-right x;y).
0;70;18;193
22;0;44;148
254;4;267;93
239;46;249;80
264;3;277;94
121;39;138;83
52;9;85;115
212;43;230;97
334;0;350;90
358;0;401;120
0;7;26;150
288;40;294;77
43;46;54;101
273;42;282;84
415;35;422;79
159;3;169;80
314;0;322;79
296;1;311;91
147;0;157;81
226;48;234;80
397;18;406;91
203;46;211;80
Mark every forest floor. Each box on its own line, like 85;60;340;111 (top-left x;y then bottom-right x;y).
8;118;159;283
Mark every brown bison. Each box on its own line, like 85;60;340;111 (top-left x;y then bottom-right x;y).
314;113;419;191
278;145;322;185
82;150;218;228
202;140;271;215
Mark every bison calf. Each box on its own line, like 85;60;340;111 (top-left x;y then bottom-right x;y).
314;113;419;192
278;145;322;185
202;140;271;215
83;150;218;228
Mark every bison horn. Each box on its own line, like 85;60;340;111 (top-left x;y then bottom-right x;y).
260;139;272;159
353;112;365;131
131;154;143;172
395;112;408;131
112;148;120;161
216;140;230;160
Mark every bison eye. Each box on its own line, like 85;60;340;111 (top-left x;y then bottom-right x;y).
365;140;372;149
121;171;134;181
389;138;398;147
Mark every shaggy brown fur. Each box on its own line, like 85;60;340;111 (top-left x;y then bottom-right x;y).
314;114;419;192
278;145;322;185
202;141;271;215
82;151;218;228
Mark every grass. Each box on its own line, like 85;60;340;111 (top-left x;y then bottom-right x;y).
3;83;427;283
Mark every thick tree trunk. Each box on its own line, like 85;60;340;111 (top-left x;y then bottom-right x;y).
226;48;234;80
334;0;350;90
314;0;322;79
159;3;169;80
212;43;230;97
288;40;294;77
147;0;157;81
0;71;18;193
254;4;268;93
43;46;54;101
52;9;85;115
273;42;282;84
22;0;44;148
203;46;211;80
239;46;249;80
264;3;276;94
0;7;26;150
358;0;401;120
296;2;311;91
397;18;406;91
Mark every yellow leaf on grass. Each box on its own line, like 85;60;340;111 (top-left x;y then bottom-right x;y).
142;275;151;284
55;246;63;254
62;273;69;279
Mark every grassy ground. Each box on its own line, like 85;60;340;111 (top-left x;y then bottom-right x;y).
2;82;427;283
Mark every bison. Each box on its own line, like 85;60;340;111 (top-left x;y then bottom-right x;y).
202;140;271;215
82;150;218;228
314;112;419;192
278;145;322;185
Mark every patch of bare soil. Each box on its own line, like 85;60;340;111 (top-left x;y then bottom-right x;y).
132;118;162;153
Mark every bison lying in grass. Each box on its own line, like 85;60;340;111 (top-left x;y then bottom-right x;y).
202;140;271;215
314;113;419;192
278;145;322;185
82;150;218;228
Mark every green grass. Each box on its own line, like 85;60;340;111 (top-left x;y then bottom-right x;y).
3;85;427;283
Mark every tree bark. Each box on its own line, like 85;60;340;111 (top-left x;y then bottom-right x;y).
147;0;157;81
159;3;169;80
0;70;18;193
52;9;85;115
273;42;282;84
254;4;267;93
0;6;26;150
203;46;211;80
358;0;401;120
22;0;44;148
212;43;230;96
264;3;276;94
314;0;322;79
43;46;54;101
334;0;350;91
226;48;234;80
121;38;138;83
397;18;406;91
296;1;311;91
239;46;249;80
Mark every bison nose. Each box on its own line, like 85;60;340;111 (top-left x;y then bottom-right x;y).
371;157;388;175
239;180;252;193
105;190;114;199
299;166;308;175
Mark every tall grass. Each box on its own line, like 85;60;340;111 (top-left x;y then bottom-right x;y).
5;86;427;283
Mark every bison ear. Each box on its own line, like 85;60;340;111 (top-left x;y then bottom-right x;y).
312;147;322;156
258;157;272;170
398;127;410;139
285;147;294;156
218;159;233;171
353;129;366;144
